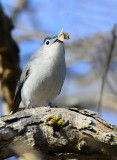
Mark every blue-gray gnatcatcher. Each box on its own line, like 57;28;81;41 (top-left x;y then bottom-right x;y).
12;32;70;113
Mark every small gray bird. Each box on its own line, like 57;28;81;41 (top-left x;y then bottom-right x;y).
12;34;66;113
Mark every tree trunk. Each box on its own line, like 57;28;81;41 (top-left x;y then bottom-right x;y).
0;4;21;115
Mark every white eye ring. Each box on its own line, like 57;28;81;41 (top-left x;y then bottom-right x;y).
46;40;50;45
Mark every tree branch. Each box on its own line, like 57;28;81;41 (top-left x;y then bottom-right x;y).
98;24;117;113
0;107;117;160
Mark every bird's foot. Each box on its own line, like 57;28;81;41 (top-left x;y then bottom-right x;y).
48;102;57;108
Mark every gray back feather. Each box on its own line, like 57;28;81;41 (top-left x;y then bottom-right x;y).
13;66;30;113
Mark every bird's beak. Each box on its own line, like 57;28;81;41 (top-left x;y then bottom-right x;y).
54;38;63;43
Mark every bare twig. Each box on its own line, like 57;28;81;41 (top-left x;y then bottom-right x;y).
98;24;117;113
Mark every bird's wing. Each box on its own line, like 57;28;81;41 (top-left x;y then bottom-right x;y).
12;66;30;113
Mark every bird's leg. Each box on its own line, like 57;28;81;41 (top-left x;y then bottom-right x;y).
48;102;58;108
48;102;53;107
27;100;33;108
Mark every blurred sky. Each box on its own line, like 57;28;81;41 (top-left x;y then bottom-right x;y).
1;0;117;39
0;0;117;125
1;0;116;71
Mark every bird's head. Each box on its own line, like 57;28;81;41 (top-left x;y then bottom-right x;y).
32;31;70;61
39;34;65;58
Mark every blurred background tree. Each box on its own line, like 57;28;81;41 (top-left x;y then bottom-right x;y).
0;0;117;125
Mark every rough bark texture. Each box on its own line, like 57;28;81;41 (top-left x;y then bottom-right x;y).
0;5;21;115
0;107;117;160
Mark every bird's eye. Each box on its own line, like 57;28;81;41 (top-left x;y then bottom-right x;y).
46;40;50;45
